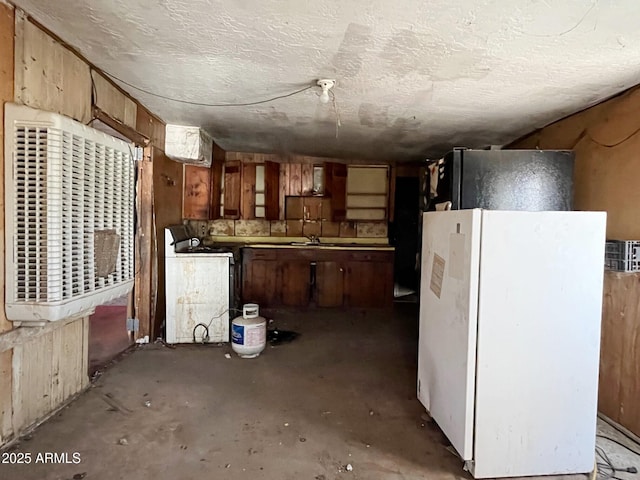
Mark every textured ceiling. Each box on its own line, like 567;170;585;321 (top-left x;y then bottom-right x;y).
10;0;640;161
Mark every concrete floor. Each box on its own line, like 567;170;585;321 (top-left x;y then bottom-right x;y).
2;305;639;480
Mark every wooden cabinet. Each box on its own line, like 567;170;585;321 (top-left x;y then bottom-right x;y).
242;247;393;309
223;160;241;218
325;162;347;221
185;156;280;221
316;261;345;307
285;196;331;221
280;260;311;306
344;252;394;308
241;249;279;305
346;165;389;221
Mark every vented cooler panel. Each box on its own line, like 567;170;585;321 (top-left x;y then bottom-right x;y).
5;103;135;324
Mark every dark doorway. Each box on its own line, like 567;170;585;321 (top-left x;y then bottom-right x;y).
390;176;420;294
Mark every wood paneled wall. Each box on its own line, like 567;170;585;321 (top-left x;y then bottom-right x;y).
0;4;169;447
0;0;15;446
14;11;91;123
1;1;14;336
152;150;184;336
92;72;137;128
510;85;640;436
600;272;640;435
10;317;89;436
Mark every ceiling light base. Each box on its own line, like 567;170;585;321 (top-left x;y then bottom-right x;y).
317;79;336;104
317;79;336;90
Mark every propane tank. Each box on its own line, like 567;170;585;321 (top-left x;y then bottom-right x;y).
231;303;266;358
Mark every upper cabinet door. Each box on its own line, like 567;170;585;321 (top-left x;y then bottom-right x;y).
346;165;389;221
325;162;347;222
223;160;241;219
241;162;256;219
264;161;281;220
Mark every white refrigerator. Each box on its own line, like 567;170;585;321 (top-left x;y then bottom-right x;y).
418;209;606;478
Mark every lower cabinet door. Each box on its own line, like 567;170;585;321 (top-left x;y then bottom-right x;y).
316;261;345;307
346;260;393;308
242;259;279;306
280;261;311;307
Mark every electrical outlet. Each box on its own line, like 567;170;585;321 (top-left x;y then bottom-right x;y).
126;318;139;332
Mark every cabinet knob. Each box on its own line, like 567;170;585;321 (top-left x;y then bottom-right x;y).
339;268;344;272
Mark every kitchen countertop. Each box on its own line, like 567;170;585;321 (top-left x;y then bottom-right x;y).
202;236;394;251
246;243;394;251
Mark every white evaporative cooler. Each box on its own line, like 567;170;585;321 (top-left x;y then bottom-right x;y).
4;103;135;326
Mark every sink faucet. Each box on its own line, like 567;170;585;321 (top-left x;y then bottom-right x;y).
306;234;320;245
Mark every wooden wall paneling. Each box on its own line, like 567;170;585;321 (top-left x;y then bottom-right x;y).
12;333;51;433
93;72;137;128
153;114;165;150
51;319;85;406
81;316;89;389
288;163;302;196
599;272;626;424
600;272;640;435
223;161;241;218
1;2;15;334
14;13;91;123
135;147;154;340
11;319;86;436
509;86;640;240
241;162;256;219
153;150;184;338
264;161;280;220
0;349;12;443
136;106;154;142
210;155;223;220
136;106;165;151
301;163;314;195
183;165;211;219
508;82;640;435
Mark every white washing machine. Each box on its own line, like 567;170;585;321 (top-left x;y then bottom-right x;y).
165;227;232;343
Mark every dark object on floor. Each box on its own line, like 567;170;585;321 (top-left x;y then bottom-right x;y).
267;329;299;346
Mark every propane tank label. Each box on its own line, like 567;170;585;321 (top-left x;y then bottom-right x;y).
231;324;244;345
245;325;266;346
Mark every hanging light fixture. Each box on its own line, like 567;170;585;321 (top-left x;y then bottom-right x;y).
317;79;336;104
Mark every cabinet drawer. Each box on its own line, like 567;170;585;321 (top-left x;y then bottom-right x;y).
244;249;277;261
346;251;392;263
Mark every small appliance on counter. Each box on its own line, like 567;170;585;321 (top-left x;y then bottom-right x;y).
166;224;201;251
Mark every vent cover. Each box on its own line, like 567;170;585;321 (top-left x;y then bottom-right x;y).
5;103;135;325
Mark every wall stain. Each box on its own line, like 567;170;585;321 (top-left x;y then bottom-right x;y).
330;23;373;78
358;103;390;128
